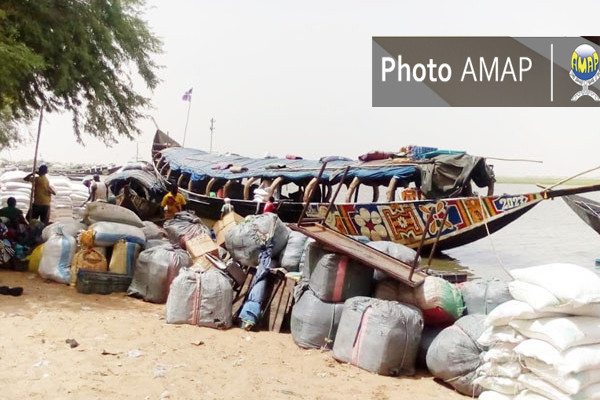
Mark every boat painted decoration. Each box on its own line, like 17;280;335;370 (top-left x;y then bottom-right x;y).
306;193;543;248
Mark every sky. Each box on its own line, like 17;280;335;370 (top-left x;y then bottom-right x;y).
3;0;600;178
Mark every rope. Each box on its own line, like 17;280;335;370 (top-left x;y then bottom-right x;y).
322;303;338;350
477;195;513;281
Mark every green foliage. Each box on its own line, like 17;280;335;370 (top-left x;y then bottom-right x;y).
0;0;162;145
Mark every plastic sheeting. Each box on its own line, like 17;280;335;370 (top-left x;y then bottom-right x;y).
419;153;495;199
160;146;419;185
333;297;423;376
105;169;167;200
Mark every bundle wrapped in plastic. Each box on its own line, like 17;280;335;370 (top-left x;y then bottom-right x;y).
141;220;167;240
278;231;308;272
166;267;233;329
415;276;465;326
460;279;512;315
109;240;142;275
366;241;419;280
163;211;211;250
89;221;146;247
308;252;373;303
426;314;487;396
224;213;288;266
41;218;87;242
127;245;191;303
333;297;423;376
83;201;144;227
39;229;76;284
291;289;344;349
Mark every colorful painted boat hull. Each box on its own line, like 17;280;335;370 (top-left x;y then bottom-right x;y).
181;189;543;252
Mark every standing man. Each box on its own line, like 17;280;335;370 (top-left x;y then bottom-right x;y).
24;165;55;225
161;183;187;220
90;174;108;201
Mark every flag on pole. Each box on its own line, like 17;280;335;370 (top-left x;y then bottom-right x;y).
182;88;193;101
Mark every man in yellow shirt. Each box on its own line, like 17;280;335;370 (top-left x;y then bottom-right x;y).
161;183;186;220
24;165;55;225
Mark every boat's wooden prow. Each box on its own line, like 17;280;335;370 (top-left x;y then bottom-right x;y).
289;222;427;288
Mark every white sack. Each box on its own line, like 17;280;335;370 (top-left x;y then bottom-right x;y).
514;339;600;374
510;263;600;306
509;316;600;351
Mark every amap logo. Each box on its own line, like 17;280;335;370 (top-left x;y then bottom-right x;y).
570;44;600;101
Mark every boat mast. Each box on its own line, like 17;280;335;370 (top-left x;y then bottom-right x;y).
209;117;215;152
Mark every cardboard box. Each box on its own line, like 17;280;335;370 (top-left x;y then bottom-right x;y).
214;212;243;247
190;254;213;272
185;234;219;259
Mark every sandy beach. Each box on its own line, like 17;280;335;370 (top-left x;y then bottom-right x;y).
0;270;465;400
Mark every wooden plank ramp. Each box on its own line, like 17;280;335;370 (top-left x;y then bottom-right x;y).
289;222;427;288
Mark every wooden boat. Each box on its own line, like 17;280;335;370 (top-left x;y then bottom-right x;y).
105;163;168;221
152;130;600;252
563;194;600;235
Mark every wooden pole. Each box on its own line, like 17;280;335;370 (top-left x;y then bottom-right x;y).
182;97;192;147
544;165;600;191
209;118;215;153
28;105;44;221
484;156;543;164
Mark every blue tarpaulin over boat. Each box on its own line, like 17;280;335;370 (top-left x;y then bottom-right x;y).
160;147;419;184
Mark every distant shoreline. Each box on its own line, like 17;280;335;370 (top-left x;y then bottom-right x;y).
496;177;600;185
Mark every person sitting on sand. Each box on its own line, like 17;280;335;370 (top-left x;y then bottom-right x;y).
0;197;28;231
161;183;187;220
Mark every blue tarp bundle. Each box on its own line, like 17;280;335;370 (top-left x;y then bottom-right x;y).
160;147;418;185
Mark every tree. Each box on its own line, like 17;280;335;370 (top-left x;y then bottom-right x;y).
0;0;161;146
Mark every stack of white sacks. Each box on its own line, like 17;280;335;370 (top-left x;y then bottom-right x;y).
476;263;600;400
0;171;92;221
0;171;31;214
48;175;74;221
66;180;90;219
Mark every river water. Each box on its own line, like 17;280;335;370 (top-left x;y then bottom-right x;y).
432;183;600;280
